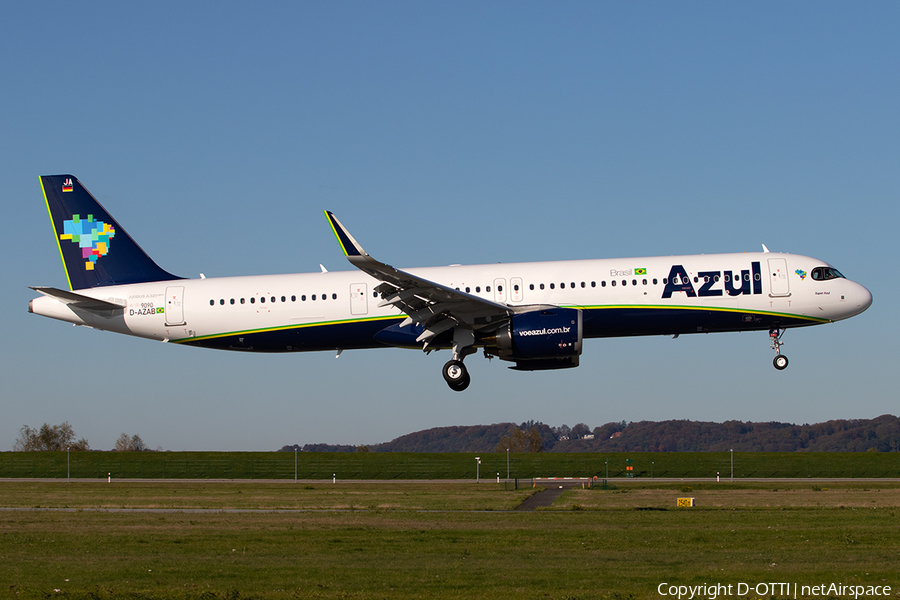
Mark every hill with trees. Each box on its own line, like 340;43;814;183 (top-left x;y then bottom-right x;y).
282;415;900;453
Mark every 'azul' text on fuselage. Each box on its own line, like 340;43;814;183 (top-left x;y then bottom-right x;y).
662;262;762;298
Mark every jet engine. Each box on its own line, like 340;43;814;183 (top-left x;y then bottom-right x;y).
482;308;582;370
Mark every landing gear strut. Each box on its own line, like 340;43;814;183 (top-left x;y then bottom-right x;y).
770;327;788;370
442;327;475;391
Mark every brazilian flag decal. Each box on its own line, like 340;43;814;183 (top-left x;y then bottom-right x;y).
634;268;647;275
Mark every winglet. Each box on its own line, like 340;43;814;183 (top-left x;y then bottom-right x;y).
324;211;367;258
761;244;770;253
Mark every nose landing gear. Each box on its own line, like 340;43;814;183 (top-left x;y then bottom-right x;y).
770;327;788;370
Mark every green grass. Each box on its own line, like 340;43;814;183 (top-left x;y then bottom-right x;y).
1;481;899;599
0;481;531;511
3;450;900;480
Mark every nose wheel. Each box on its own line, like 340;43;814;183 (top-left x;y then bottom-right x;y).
442;360;470;391
770;327;788;370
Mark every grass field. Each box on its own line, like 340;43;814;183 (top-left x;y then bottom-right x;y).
3;450;900;480
1;481;898;599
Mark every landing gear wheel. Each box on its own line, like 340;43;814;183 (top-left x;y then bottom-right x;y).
773;355;789;370
449;373;471;392
443;360;470;391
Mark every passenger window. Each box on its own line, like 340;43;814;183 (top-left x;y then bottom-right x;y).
241;298;245;304
230;298;235;305
271;296;276;303
529;284;534;290
332;293;337;299
514;284;519;291
209;299;214;306
611;280;616;287
560;283;565;289
291;295;296;302
642;279;647;285
540;283;545;290
486;286;491;292
622;280;627;286
632;280;637;286
653;278;658;285
302;295;307;301
571;282;575;288
476;286;481;293
591;281;596;287
250;297;256;304
550;283;555;289
260;297;266;304
581;282;585;288
312;295;316;301
465;287;470;293
281;296;286;302
498;285;503;292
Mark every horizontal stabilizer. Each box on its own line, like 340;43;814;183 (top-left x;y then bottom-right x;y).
30;286;126;311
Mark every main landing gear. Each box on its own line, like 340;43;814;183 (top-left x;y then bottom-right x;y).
442;360;470;391
770;327;788;370
442;327;476;391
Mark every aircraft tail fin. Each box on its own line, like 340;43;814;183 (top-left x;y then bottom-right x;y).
39;175;183;290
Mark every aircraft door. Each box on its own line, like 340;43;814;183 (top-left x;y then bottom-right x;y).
511;277;523;302
494;278;507;303
767;258;791;297
165;286;186;325
350;283;368;315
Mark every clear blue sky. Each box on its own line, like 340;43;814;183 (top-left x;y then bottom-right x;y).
3;2;897;451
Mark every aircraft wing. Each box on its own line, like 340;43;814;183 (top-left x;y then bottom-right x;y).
325;211;511;346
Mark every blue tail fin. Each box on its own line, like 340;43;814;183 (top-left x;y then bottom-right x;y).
40;175;183;290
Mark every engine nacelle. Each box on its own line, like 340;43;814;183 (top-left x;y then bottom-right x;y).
483;308;582;370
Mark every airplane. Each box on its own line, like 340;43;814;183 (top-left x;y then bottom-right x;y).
30;174;873;391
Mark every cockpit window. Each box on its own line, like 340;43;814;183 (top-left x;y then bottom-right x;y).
811;267;845;281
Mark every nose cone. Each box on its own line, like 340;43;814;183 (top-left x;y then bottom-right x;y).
855;283;873;314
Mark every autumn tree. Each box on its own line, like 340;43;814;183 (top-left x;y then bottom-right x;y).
115;433;147;451
570;423;591;439
14;422;89;451
495;426;544;453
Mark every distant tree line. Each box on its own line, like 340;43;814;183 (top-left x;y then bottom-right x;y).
14;422;89;451
280;415;900;453
13;422;159;452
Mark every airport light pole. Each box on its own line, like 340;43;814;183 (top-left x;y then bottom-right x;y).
730;449;734;483
67;446;70;483
506;448;509;482
475;457;481;483
294;447;297;483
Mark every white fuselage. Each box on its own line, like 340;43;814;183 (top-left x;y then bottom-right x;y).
29;251;872;353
